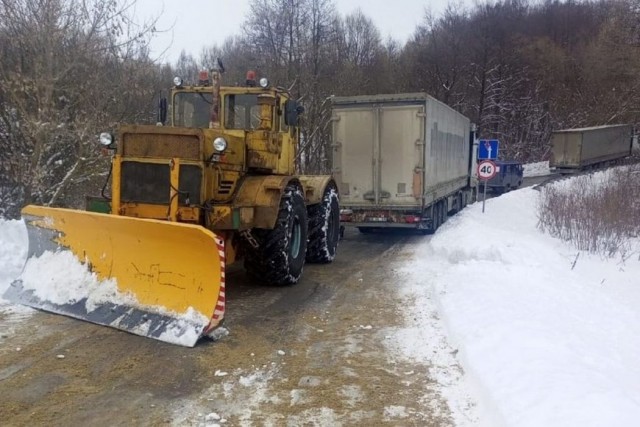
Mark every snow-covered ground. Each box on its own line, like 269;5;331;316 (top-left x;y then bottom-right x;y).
522;160;550;177
0;219;32;333
395;182;640;426
1;165;639;426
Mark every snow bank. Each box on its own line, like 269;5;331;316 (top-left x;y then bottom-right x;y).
523;161;550;177
400;188;640;426
0;219;28;296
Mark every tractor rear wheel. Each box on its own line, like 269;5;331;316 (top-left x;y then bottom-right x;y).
306;185;340;263
244;184;308;285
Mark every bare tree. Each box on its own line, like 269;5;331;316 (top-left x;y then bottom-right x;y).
0;0;161;218
240;0;340;173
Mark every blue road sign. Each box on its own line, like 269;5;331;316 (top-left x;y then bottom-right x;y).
478;139;499;160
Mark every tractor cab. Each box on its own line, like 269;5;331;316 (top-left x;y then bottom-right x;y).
164;69;303;133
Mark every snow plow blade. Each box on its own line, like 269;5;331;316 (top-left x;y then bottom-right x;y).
5;205;226;347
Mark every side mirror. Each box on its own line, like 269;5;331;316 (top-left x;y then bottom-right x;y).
158;97;167;125
285;100;303;126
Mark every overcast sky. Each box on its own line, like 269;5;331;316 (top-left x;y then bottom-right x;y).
134;0;458;64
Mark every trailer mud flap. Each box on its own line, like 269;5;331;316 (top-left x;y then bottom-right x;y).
4;205;226;347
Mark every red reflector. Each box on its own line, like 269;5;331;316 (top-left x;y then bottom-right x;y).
198;70;210;85
404;215;421;223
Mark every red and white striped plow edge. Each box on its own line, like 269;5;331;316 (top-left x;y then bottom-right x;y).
203;235;226;335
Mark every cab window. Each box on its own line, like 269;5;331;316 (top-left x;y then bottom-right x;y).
173;92;212;128
224;94;260;130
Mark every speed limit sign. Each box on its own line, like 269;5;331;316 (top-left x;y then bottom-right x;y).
477;160;498;180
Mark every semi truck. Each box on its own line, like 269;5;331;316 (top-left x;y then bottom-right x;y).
331;93;477;234
550;124;633;174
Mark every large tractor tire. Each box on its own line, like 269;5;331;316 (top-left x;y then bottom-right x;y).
244;184;308;285
306;184;340;263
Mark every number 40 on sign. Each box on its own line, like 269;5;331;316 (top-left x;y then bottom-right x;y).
477;160;498;180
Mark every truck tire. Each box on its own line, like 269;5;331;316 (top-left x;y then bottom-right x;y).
306;185;340;263
244;184;308;285
455;192;463;214
431;202;441;232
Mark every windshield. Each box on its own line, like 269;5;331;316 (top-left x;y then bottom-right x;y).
173;92;212;128
224;94;260;130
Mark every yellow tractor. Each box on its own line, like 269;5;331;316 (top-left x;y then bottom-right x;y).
6;62;340;346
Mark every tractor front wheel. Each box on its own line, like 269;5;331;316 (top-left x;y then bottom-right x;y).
244;184;308;285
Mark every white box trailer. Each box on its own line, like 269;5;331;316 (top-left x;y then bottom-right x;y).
331;93;477;233
550;124;633;173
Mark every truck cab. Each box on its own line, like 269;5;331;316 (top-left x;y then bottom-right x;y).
482;160;523;194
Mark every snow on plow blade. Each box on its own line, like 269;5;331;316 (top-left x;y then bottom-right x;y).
4;205;226;347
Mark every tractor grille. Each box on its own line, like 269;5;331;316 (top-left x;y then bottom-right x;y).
122;133;200;160
218;180;234;195
121;162;202;205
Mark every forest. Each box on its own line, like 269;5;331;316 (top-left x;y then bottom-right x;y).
1;0;639;218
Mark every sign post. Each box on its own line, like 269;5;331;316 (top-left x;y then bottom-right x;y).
477;159;498;213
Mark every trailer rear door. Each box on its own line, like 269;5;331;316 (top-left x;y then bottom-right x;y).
333;104;424;208
379;105;424;205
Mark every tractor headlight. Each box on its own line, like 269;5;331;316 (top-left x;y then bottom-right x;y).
213;137;227;152
173;76;183;87
259;77;269;88
99;132;113;146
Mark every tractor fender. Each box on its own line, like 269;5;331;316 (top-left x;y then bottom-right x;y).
298;175;338;205
234;175;303;229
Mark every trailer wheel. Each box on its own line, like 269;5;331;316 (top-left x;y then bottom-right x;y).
456;192;463;213
431;202;441;232
441;200;448;224
306;185;340;263
244;184;308;285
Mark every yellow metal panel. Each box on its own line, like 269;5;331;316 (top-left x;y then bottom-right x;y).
118;124;204;159
122;132;200;159
298;175;336;204
120;204;200;222
207;206;233;229
233;175;299;228
112;155;122;215
20;205;223;318
169;158;180;221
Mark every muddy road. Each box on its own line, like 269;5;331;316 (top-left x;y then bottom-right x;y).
0;227;470;426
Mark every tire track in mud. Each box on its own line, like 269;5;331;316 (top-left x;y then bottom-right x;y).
0;229;468;426
172;230;464;426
